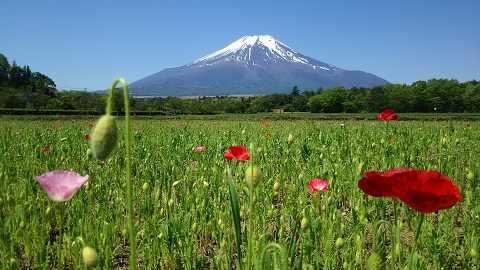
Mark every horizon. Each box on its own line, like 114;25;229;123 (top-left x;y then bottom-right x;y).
1;0;479;91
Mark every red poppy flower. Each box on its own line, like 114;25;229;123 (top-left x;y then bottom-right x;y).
83;134;91;141
359;168;462;213
3;130;7;133
224;146;250;160
264;122;269;127
466;123;471;127
43;148;51;153
393;170;463;214
180;123;185;127
390;138;395;143
308;179;328;192
266;133;272;137
378;110;398;121
88;123;94;127
358;168;414;198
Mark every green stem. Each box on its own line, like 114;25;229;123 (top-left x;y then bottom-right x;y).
109;78;135;269
259;243;288;270
392;200;397;270
408;214;425;270
247;143;254;269
58;203;64;269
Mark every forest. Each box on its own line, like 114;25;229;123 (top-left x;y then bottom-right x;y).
1;53;479;115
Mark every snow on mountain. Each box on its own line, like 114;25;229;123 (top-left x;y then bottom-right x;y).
189;35;335;71
129;35;389;97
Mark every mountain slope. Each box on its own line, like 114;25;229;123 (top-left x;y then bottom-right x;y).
129;35;389;96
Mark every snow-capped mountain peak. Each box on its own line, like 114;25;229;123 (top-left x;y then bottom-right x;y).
190;35;332;70
129;34;389;97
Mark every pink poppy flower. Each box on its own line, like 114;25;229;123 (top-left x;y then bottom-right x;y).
308;179;328;192
224;146;250;160
194;146;206;152
34;170;89;202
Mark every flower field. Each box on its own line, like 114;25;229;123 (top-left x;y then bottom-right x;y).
0;114;479;269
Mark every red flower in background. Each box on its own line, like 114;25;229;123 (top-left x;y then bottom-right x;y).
308;179;328;192
358;168;413;198
378;110;398;121
266;133;272;137
43;148;51;153
224;146;250;160
264;122;269;127
83;134;91;141
358;168;462;213
180;123;185;127
390;137;395;143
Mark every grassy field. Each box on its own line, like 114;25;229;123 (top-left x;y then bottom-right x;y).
0;114;479;269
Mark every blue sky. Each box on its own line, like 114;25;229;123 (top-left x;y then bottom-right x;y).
1;0;479;91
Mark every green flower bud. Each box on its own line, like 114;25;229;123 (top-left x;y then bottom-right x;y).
467;172;474;181
471;248;477;258
301;217;308;230
82;246;99;269
273;181;281;192
191;222;198;234
288;134;293;144
366;252;381;270
245;166;261;188
10;257;17;267
90;115;118;160
343;261;348;269
142;182;149;192
357;162;364;176
335;237;344;249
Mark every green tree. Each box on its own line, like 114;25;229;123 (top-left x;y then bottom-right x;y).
291;85;300;96
0;53;10;85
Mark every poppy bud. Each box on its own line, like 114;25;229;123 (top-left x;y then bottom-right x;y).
467;172;474;181
343;262;348;269
90;115;118;160
357;162;364;176
366;252;381;270
335;237;344;249
10;258;17;267
471;248;477;258
288;134;293;144
301;217;308;230
273;181;281;192
395;243;401;257
245;166;261;188
142;182;149;192
82;246;99;268
192;222;198;234
86;148;92;158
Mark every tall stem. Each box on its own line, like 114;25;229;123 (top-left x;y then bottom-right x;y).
247;143;254;269
58;203;64;269
408;214;425;270
109;78;135;269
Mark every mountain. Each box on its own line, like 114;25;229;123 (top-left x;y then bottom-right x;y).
129;35;389;97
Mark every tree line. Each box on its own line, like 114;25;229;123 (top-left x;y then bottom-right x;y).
1;53;479;114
